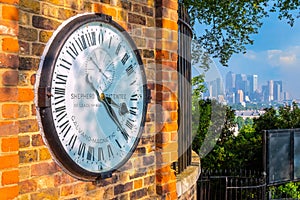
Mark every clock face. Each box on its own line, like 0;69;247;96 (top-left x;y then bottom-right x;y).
35;13;148;181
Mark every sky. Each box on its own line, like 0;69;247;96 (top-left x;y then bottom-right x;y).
195;12;300;99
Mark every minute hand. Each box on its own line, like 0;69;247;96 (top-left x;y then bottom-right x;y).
99;93;129;141
86;76;129;141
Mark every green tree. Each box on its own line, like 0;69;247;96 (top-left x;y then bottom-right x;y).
183;0;300;66
254;102;300;132
194;103;300;171
235;116;245;129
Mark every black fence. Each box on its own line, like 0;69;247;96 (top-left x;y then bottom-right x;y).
197;169;300;200
173;3;193;174
198;169;267;200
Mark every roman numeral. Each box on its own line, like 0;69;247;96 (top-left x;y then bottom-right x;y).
121;53;129;65
60;59;71;70
55;106;66;118
54;98;65;105
57;114;67;124
78;142;86;158
55;105;66;113
54;88;65;104
130;94;138;101
98;30;104;44
126;65;134;76
115;43;121;55
107;144;114;158
67;42;79;60
98;147;104;161
54;87;65;95
55;74;67;85
68;134;77;150
76;35;87;51
86;32;96;46
126;119;134;130
130;80;137;86
129;107;138;116
87;146;95;161
59;120;71;138
108;36;112;48
115;139;122;148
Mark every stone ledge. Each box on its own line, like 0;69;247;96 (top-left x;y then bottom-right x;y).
176;151;201;198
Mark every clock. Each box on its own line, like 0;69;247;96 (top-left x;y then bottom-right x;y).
35;13;149;181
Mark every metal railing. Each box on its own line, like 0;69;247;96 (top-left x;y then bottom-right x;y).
198;169;267;200
172;3;193;174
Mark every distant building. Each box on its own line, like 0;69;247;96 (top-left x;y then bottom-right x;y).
274;81;283;101
236;90;244;104
235;74;247;93
268;80;274;101
235;110;266;119
226;71;235;93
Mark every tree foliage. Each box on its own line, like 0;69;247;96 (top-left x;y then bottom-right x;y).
192;102;300;171
254;102;300;132
183;0;300;66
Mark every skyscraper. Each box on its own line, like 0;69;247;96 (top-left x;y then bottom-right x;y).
225;71;235;93
274;81;283;101
268;80;274;101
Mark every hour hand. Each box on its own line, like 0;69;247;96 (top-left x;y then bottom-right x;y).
105;97;129;115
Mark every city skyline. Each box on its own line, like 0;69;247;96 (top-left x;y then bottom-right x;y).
203;70;289;104
197;11;300;99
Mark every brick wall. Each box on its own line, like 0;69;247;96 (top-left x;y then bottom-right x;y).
0;0;184;199
0;0;20;199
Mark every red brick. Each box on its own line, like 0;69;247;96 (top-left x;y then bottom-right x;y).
0;87;18;102
0;185;18;200
54;173;74;187
160;0;178;10
1;137;19;152
0;53;19;69
18;88;34;102
0;121;19;136
0;20;18;37
18;104;30;118
18;135;30;148
2;70;18;86
2;5;18;21
31;162;58;176
0;154;19;169
156;171;176;184
2;37;19;52
32;134;44;146
19;119;38;133
93;4;117;18
162;121;178;132
156;50;170;60
2;104;18;119
39;147;51;160
2;170;19;185
0;0;19;5
134;179;143;189
19;179;37;194
19;149;38;163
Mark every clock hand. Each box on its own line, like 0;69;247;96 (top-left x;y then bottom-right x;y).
105;97;129;115
90;57;109;79
86;76;129;141
100;93;129;141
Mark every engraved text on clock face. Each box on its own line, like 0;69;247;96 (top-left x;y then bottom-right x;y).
50;21;146;174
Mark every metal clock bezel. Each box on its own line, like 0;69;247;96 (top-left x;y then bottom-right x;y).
35;13;148;181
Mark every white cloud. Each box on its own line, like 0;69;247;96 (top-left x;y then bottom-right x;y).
267;46;300;67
